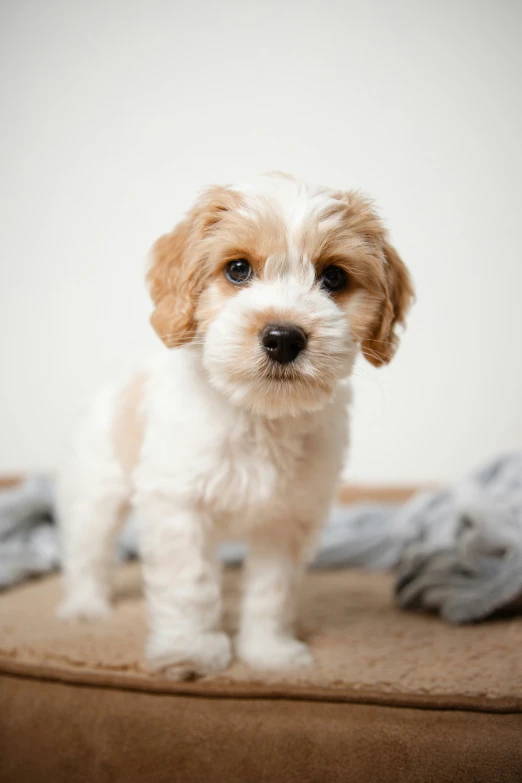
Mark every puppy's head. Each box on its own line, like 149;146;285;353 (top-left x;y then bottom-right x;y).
148;173;414;417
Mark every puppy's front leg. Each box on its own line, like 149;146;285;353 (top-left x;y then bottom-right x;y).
237;527;316;670
138;500;231;680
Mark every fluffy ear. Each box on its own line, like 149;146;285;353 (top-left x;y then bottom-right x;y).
147;187;236;348
148;220;196;347
362;240;414;366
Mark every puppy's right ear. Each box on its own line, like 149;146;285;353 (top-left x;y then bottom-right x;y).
147;219;198;347
147;186;237;348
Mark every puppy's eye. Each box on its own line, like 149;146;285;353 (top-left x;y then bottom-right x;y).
320;265;348;293
225;259;252;285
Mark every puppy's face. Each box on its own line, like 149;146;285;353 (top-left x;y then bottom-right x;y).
148;174;414;417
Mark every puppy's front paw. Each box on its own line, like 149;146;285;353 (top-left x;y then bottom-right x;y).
146;631;232;680
57;592;112;622
237;634;313;670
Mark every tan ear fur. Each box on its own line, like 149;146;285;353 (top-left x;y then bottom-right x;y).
147;187;237;347
362;240;414;366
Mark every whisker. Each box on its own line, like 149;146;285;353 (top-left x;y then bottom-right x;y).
156;334;398;359
359;346;388;366
156;335;208;347
363;338;398;346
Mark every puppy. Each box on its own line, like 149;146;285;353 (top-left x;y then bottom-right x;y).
58;173;413;679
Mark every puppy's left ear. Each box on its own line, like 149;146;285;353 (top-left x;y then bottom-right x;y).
362;240;414;366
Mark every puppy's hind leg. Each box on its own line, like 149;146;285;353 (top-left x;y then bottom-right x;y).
57;470;129;622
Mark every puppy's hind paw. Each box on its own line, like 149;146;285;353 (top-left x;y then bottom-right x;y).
57;592;112;622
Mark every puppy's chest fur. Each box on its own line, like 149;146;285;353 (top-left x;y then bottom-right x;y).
200;414;312;519
129;352;348;535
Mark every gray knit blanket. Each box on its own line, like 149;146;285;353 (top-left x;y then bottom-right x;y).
1;454;521;624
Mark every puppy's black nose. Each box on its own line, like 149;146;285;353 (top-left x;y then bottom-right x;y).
260;324;307;364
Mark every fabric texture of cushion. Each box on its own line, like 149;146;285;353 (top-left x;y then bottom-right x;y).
1;561;521;782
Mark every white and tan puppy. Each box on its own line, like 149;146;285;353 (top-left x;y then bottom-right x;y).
58;173;413;679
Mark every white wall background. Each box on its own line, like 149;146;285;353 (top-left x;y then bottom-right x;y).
1;0;521;482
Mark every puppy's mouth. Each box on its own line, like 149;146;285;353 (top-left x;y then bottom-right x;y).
262;356;307;382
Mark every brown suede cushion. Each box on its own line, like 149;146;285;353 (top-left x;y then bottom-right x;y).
1;564;521;782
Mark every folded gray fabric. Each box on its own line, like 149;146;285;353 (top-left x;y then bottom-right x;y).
394;454;522;622
0;476;59;588
1;454;521;624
